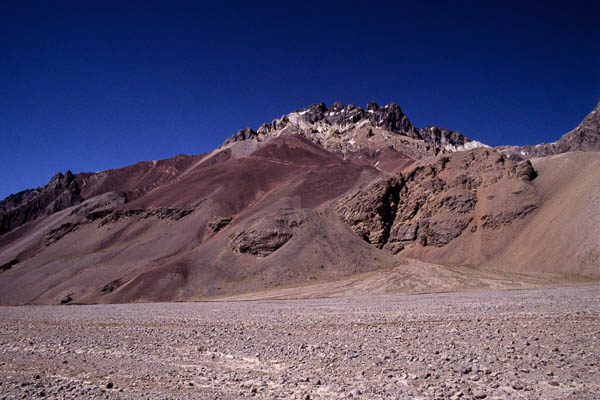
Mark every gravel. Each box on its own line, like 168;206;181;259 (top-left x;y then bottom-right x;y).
0;284;599;399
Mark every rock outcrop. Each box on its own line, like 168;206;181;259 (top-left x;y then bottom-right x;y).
336;148;538;253
0;258;18;272
229;212;304;257
207;216;233;232
0;171;83;235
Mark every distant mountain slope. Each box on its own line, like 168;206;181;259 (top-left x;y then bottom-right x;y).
334;103;600;275
498;101;600;159
0;135;389;305
0;171;83;235
0;154;205;237
76;153;205;201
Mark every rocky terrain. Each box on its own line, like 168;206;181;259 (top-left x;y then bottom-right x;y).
0;284;598;399
216;101;488;167
0;171;83;235
0;101;598;305
336;149;537;253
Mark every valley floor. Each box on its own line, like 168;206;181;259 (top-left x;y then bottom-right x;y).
0;284;599;399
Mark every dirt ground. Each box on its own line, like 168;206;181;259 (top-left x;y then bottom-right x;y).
1;284;599;399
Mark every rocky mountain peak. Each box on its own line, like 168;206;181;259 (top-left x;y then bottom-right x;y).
366;101;379;111
219;101;484;161
47;170;78;191
283;101;416;137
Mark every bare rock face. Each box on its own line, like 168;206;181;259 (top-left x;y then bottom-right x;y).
101;279;123;293
499;101;600;159
45;223;81;246
97;207;194;226
336;148;538;253
216;101;487;162
39;192;193;246
419;126;471;149
0;171;83;235
222;127;259;146
333;176;404;247
0;258;18;272
229;212;304;257
207;216;232;232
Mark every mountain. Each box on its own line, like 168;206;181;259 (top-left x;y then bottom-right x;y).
213;101;488;172
0;101;598;305
0;135;391;304
498;101;600;159
336;148;600;276
0;171;83;235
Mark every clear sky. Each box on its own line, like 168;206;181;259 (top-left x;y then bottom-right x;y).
1;1;599;199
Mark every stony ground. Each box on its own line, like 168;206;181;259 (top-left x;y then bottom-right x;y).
0;284;599;399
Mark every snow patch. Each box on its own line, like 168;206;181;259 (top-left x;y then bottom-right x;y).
298;110;308;116
368;110;375;114
348;139;356;146
443;140;490;153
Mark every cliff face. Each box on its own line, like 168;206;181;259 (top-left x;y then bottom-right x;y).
0;171;83;235
336;148;538;254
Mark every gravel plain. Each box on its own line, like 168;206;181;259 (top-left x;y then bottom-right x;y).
1;284;599;399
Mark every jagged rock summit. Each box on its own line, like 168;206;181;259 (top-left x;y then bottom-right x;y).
217;101;489;165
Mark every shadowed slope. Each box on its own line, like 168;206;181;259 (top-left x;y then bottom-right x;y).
0;172;83;235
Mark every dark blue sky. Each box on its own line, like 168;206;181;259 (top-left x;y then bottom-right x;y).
1;1;599;199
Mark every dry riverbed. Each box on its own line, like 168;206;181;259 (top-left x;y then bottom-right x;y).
1;284;599;399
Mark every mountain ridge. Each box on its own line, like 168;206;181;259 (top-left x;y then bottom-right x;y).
2;100;598;238
0;100;598;305
216;101;488;163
